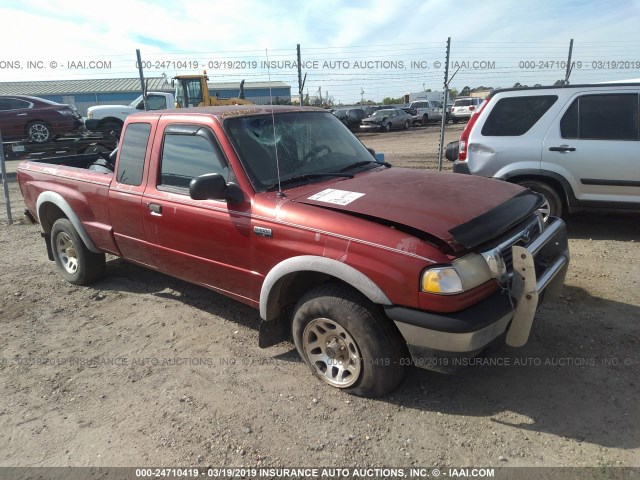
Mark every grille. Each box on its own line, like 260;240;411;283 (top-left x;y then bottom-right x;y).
481;214;543;284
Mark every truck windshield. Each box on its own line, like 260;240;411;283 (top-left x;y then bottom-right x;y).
225;111;378;192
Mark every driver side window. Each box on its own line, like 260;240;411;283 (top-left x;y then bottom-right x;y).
159;127;229;191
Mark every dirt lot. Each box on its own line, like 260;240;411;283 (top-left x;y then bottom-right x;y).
0;124;638;470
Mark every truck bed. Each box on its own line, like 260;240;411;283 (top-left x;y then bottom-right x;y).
17;156;119;255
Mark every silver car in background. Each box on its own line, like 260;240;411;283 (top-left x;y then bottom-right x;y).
360;108;413;132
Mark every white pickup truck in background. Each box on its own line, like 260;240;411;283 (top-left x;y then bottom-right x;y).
85;92;174;136
409;99;444;126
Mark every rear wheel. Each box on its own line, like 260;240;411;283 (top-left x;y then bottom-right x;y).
51;219;105;285
292;283;407;397
517;180;563;220
26;121;52;143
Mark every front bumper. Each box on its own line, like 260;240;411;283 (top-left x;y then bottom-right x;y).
386;217;569;365
360;123;383;131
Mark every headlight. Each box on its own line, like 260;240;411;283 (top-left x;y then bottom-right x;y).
421;267;463;294
87;111;93;119
421;253;493;295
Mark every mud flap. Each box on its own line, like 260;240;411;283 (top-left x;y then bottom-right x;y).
506;246;539;347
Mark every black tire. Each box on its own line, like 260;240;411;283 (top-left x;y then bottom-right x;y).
292;283;408;398
26;121;53;143
517;180;563;220
51;219;105;285
384;122;392;132
421;114;429;126
99;121;122;138
404;120;410;130
452;118;459;124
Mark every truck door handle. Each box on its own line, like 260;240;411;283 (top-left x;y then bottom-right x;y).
17;113;27;116
147;203;162;215
549;145;576;152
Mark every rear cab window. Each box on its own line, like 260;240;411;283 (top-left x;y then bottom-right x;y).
481;95;558;136
116;122;152;185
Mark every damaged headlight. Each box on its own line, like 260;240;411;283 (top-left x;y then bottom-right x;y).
421;253;493;294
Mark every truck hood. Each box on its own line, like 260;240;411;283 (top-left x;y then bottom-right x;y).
289;168;538;251
87;105;135;113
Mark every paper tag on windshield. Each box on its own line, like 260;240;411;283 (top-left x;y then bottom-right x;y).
307;189;365;205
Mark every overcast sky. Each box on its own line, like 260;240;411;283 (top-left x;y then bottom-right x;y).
2;0;640;103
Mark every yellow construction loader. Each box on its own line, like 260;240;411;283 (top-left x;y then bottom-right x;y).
173;73;253;108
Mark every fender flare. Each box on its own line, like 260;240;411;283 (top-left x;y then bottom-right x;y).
259;255;392;321
499;169;578;207
36;191;101;253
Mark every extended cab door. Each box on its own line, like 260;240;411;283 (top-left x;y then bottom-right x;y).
108;120;158;267
542;90;640;206
140;119;255;305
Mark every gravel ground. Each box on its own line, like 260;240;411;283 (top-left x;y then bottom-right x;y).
0;124;638;470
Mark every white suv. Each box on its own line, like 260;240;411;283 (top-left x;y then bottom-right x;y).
450;97;484;123
451;83;640;217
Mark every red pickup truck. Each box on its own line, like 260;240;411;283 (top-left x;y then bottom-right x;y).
17;105;569;397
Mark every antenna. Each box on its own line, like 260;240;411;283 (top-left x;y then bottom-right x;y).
265;48;284;198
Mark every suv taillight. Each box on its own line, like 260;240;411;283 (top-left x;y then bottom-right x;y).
458;98;491;161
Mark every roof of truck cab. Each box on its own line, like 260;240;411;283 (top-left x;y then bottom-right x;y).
128;104;327;120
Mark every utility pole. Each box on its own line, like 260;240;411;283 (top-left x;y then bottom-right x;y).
437;37;451;171
136;49;148;110
0;130;12;224
297;44;304;106
564;39;574;85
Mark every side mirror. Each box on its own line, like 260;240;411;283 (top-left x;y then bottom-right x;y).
189;173;244;204
366;147;376;158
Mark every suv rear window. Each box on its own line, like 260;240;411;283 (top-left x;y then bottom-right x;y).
481;95;558;136
454;99;474;107
560;93;639;140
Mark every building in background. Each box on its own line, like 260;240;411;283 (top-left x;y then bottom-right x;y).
209;81;291;105
0;77;291;115
469;89;491;99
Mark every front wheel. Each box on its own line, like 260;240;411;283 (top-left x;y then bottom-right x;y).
517;180;563;220
421;114;429;126
51;219;105;285
292;283;407;397
404;120;410;130
384;122;392;132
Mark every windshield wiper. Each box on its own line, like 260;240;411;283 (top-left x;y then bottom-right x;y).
265;172;354;191
339;160;390;172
